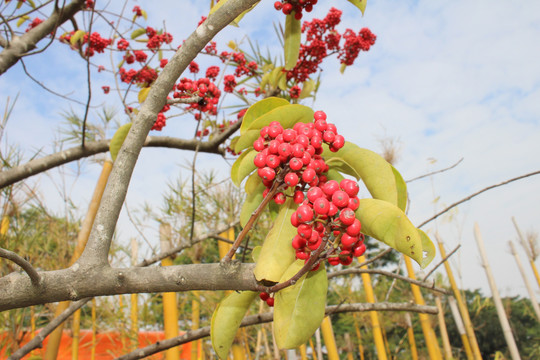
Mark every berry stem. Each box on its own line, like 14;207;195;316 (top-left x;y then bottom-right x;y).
221;179;282;262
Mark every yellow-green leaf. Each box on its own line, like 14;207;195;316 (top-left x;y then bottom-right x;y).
340;63;347;74
347;0;367;15
269;66;284;89
253;198;297;283
274;261;327;349
141;9;148;20
277;72;288;91
240;180;265;227
240;97;289;134
284;13;301;70
209;0;258;26
392;165;408;212
70;30;86;46
355;198;432;268
16;15;30;28
109;123;132;161
245;172;262;195
299;80;315;99
130;28;146;39
138;87;151;104
231;148;257;187
211;291;258;360
234;129;260;154
27;0;36;8
417;229;436;268
246;104;314;133
324;142;398;206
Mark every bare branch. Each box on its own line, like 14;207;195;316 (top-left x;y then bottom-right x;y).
356;248;393;268
327;268;450;295
114;302;437;360
422;243;461;281
418;169;540;228
0;247;41;285
0;0;86;75
167;96;201;104
406;158;463;183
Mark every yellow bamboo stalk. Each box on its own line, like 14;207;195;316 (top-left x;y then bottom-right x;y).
0;215;8;234
91;298;97;360
353;315;365;360
232;344;247;360
358;255;388;360
435;297;453;359
511;217;540;289
530;260;540;289
130;239;139;350
448;297;474;360
160;223;181;360
320;316;339;360
243;328;253;360
404;313;419;360
509;241;540;321
72;309;81;360
191;288;201;360
404;255;443;360
436;236;482;360
262;326;272;360
308;338;318;360
45;161;113;360
299;344;307;360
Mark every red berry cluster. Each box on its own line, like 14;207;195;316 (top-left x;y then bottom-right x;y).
59;31;112;57
119;66;157;86
290;178;366;266
274;0;318;20
174;77;221;117
339;28;377;66
25;18;43;32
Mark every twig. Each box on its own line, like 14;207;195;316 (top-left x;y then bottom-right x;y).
81;4;96;148
113;302;437;360
328;268;450;295
0;247;41;286
357;248;392;268
406;158;463;183
418;169;540;228
167;96;201;104
422;244;461;281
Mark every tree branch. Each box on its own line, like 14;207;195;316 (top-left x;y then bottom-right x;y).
0;0;86;75
0;247;41;285
422;243;461;281
418;169;540;228
114;302;437;360
405;158;463;183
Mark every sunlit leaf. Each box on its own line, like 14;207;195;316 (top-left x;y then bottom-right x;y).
231;148;256;186
244;171;262;195
355;198;433;268
324;142;398;206
274;261;327;349
347;0;367;15
240;97;289;134
234;129;259;154
109;123;132;161
246;104;313;133
70;30;86;46
417;229;436;268
284;14;301;70
16;15;30;28
240;181;265;227
27;0;36;8
138;87;151;104
141;9;148;20
253;198;298;283
340;63;347;74
269;66;285;89
211;291;258;359
391;165;408;212
299;80;315;99
130;28;146;39
209;0;259;26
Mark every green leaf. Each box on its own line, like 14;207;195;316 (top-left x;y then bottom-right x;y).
240;178;265;227
253;198;298;283
70;30;86;46
234;129;260;154
138;87;151;104
240;97;289;134
130;28;146;39
324;142;398;206
325;169;345;183
299;80;315;99
274;261;327;349
211;291;258;360
417;229;436;268
347;0;367;15
340;63;347;74
245;172;262;195
231;148;257;186
355;198;433;268
27;0;36;8
209;0;259;26
109;123;132;161
284;13;301;70
16;15;30;28
391;165;408;212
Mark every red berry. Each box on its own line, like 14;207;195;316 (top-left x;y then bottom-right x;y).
328;257;340;266
326;123;337;133
307;186;324;202
278;142;292;158
284;172;299;187
307;234;322;250
332;190;350;208
268;123;283;138
340;179;359;197
294;11;303;20
301;152;312;166
339;208;356;226
328;202;339;217
258;167;275;181
292;143;305;158
346;219;362;236
289;157;303;171
293;190;305;204
292;235;307;249
266;297;275;307
254;153;267;168
296;250;309;260
268;140;280;154
253;137;265;151
282;3;293;14
341;233;358;249
348;197;360;211
274;192;286;204
291;211;299;227
298;224;312;238
323;130;336;143
282;129;297;142
266;154;281;168
313;197;330;215
274;1;282;10
302;168;316;183
339;251;353;266
260;126;269;138
333;134;345;149
296;204;314;223
314;119;327;131
314;111;327;121
353;243;366;257
311;135;323;149
322;180;340;196
260;292;270;301
296;134;309;148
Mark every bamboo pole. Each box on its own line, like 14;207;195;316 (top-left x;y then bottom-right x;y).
44;161;113;360
344;333;354;360
404;255;443;360
0;215;8;234
448;297;474;360
509;241;540;321
315;329;323;360
130;239;139;350
435;296;453;360
473;223;521;360
299;344;307;360
262;326;272;360
511;217;540;290
72;309;81;360
404;313;419;360
160;223;181;360
436;236;483;360
353;315;365;360
358;254;388;360
320;316;339;360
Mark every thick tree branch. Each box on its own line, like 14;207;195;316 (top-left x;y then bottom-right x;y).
0;0;86;75
114;302;437;360
327;268;450;295
0;263;258;311
0;247;41;285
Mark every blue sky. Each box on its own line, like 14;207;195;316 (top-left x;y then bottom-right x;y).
1;0;540;301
